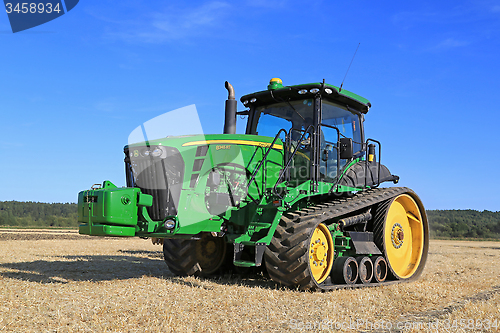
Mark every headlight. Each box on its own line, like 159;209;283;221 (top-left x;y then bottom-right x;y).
164;219;176;230
152;147;163;157
140;146;164;157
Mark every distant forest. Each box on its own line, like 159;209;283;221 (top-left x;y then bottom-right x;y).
1;201;499;239
426;210;500;239
0;201;77;228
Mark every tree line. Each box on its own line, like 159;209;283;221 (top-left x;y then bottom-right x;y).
0;201;78;228
1;201;500;239
427;209;500;239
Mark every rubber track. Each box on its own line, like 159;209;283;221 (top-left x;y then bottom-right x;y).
372;199;394;278
264;187;416;291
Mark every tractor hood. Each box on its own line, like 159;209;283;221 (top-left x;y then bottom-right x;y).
125;133;283;151
123;133;284;235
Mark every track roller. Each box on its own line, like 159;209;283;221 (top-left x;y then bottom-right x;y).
332;256;358;285
371;256;388;283
356;256;373;284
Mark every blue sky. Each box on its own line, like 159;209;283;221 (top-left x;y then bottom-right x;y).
1;0;499;210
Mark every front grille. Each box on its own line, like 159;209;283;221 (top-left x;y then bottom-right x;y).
124;146;184;221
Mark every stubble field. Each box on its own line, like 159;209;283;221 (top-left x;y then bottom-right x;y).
0;229;499;332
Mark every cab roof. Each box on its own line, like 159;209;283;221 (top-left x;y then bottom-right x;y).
240;81;371;114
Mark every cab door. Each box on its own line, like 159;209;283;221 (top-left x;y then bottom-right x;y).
319;101;363;183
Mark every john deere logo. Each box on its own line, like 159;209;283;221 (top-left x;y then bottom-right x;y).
121;195;131;205
4;0;79;33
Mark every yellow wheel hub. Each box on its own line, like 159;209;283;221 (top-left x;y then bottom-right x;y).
384;194;424;279
391;223;404;248
309;223;334;284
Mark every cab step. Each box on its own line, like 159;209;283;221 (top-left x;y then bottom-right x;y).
233;260;256;267
233;242;267;267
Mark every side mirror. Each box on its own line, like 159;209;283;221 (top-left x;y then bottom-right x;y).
339;138;353;159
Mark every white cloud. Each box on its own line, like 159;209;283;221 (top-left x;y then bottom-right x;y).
153;2;229;37
434;38;469;50
102;2;231;44
95;100;117;112
391;11;439;29
391;4;494;29
0;141;24;148
244;0;288;8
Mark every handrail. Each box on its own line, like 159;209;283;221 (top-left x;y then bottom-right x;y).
365;138;382;188
319;123;341;184
247;128;287;189
273;125;314;198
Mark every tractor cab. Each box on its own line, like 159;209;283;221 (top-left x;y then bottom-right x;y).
241;78;369;188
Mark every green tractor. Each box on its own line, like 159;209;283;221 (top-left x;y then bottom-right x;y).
78;78;429;290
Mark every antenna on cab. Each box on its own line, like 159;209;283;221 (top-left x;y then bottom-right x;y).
339;43;360;92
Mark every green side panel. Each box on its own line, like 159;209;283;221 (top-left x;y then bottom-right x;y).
79;224;136;237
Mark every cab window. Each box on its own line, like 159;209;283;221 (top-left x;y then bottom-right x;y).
321;101;362;154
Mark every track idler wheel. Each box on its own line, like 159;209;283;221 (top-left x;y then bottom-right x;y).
332;256;358;285
373;192;429;281
308;223;335;284
371;256;388;283
356;256;374;284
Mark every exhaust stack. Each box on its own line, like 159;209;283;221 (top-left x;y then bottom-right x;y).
223;81;237;134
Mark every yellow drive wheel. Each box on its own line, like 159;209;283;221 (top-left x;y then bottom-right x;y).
373;192;429;280
308;223;335;284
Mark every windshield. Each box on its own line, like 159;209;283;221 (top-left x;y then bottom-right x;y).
253;99;314;138
250;98;363;185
